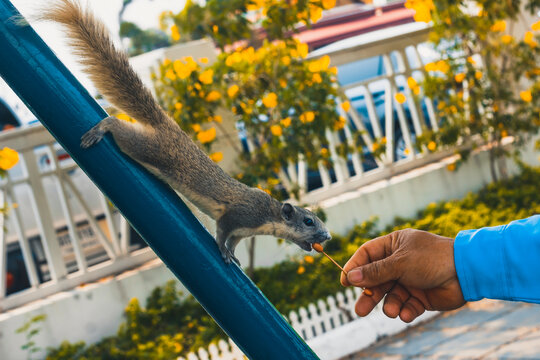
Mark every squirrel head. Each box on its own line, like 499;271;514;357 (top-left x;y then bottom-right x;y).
279;203;331;251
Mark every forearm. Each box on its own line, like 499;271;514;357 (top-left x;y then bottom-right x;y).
454;215;540;303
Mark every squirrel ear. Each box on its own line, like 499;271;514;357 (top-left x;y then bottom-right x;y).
281;203;295;220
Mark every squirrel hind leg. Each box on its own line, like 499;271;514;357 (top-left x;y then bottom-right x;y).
81;116;116;148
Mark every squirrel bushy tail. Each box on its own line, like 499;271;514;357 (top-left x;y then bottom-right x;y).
39;0;167;126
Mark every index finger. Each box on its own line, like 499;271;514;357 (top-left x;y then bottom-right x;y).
340;233;394;287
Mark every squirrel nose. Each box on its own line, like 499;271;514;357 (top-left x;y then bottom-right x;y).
320;231;331;241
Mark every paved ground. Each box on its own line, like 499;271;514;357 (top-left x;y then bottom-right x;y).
345;300;540;359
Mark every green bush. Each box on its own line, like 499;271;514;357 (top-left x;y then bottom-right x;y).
47;166;540;359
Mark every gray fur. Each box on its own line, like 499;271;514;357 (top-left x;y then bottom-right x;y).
48;0;331;264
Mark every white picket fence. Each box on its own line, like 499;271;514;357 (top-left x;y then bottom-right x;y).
178;287;429;360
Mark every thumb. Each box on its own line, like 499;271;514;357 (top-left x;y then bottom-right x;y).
347;256;400;287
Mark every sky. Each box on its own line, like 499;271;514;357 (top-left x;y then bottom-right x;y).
2;0;187;124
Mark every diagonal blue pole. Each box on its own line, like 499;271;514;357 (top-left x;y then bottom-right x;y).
0;1;319;359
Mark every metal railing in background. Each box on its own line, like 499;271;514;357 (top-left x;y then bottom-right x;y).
274;22;451;203
0;125;155;311
0;21;451;312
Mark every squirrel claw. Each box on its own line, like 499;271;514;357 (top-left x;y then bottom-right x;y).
221;248;241;266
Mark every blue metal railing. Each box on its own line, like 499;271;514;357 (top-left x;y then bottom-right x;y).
0;1;318;358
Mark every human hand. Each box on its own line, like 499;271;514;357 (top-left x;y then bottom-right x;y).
340;229;466;322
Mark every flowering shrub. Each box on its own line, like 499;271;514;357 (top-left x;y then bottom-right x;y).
407;0;540;180
153;0;349;199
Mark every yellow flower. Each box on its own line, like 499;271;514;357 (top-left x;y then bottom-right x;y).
117;113;135;123
213;115;223;123
532;20;540;31
242;47;256;63
212;25;218;33
174;102;183;111
209;152;223;162
329;66;338;75
198;69;214;84
501;130;508;138
404;148;410;155
163;58;171;66
173;60;192;79
319;55;331;70
308;61;320;73
413;4;432;23
524;31;537;47
520;90;532;102
309;5;323;23
192;124;201;132
320;148;329;156
371;142;379;152
304;255;315;263
297;42;309;58
447;162;456;172
490;20;506;32
206;91;221;102
197;127;216;144
299;111;315;123
407;76;418;89
227;84;239;98
341;101;351;112
165;69;176;80
225;52;243;66
270;125;283;136
427;141;437;151
466;56;476;65
0;147;19;170
436;60;450;73
171;24;180;41
199;57;209;64
312;73;322;83
281;56;291;66
297;265;305;274
412;86;421;95
262;93;278;108
334;116;347;130
322;0;336;9
395;93;407;104
501;34;513;44
475;71;483;80
425;62;437;72
454;73;465;83
280;117;291;127
279;79;287;88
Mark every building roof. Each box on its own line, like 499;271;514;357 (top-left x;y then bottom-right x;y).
297;2;415;49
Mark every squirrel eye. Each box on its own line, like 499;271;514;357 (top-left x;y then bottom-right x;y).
303;218;314;226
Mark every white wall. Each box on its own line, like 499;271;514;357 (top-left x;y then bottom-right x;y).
0;140;537;360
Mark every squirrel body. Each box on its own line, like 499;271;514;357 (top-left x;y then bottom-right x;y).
41;0;331;264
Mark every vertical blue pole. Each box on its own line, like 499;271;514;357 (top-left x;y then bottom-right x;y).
0;1;319;359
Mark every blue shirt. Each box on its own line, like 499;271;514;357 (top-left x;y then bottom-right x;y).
454;215;540;303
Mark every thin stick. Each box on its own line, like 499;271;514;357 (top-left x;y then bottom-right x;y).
321;250;348;275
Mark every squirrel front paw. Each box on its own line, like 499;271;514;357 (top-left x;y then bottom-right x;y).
220;247;241;266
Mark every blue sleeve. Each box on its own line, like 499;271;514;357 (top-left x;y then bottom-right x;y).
454;215;540;303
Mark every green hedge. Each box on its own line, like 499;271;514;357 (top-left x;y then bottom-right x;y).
46;165;540;359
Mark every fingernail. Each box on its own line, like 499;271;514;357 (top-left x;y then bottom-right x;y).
347;269;363;284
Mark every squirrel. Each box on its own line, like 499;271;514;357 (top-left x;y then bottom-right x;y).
38;0;331;265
